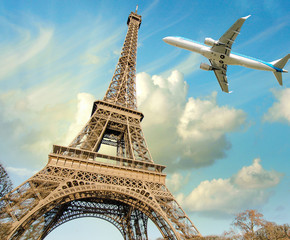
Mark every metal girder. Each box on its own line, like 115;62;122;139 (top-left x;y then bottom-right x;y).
40;198;149;240
69;101;153;163
1;159;201;239
103;12;140;110
0;10;202;240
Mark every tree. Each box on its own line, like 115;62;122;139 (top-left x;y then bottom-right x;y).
233;209;266;239
195;210;289;240
255;222;290;240
0;162;12;200
0;162;13;238
222;228;243;240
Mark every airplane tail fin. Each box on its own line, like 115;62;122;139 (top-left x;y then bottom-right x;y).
273;72;282;86
271;54;290;71
271;54;290;86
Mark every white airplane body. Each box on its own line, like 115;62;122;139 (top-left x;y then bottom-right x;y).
163;16;289;93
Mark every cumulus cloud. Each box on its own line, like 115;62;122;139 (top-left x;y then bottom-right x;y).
178;159;283;217
136;71;246;170
233;158;282;189
178;93;246;141
65;93;95;144
0;79;81;166
166;173;189;193
264;88;290;124
0;73;98;168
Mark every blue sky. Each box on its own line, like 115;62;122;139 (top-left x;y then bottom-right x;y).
0;0;289;238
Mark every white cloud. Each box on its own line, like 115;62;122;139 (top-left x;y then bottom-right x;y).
6;166;37;178
0;14;124;168
178;92;246;141
166;173;189;193
22;139;54;156
233;158;283;189
180;159;282;217
0;86;96;167
264;88;290;124
0;85;97;166
137;71;187;125
0;79;77;161
137;71;246;170
0;26;53;80
65;93;95;144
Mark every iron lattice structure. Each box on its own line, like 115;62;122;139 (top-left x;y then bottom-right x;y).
0;10;201;240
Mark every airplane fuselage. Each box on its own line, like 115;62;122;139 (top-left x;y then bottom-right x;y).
164;36;285;73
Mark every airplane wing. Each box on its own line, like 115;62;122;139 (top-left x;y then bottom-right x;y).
209;60;230;93
211;15;250;56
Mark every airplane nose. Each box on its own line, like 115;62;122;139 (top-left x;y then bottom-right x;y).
163;36;173;44
163;36;179;46
163;37;169;42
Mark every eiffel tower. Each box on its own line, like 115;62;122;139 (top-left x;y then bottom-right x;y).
0;8;201;240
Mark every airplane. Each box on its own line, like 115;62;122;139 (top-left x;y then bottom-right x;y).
163;15;289;93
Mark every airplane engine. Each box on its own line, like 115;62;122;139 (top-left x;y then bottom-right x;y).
204;37;218;46
200;63;213;71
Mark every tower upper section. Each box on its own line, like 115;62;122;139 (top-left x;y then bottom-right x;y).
103;11;142;110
